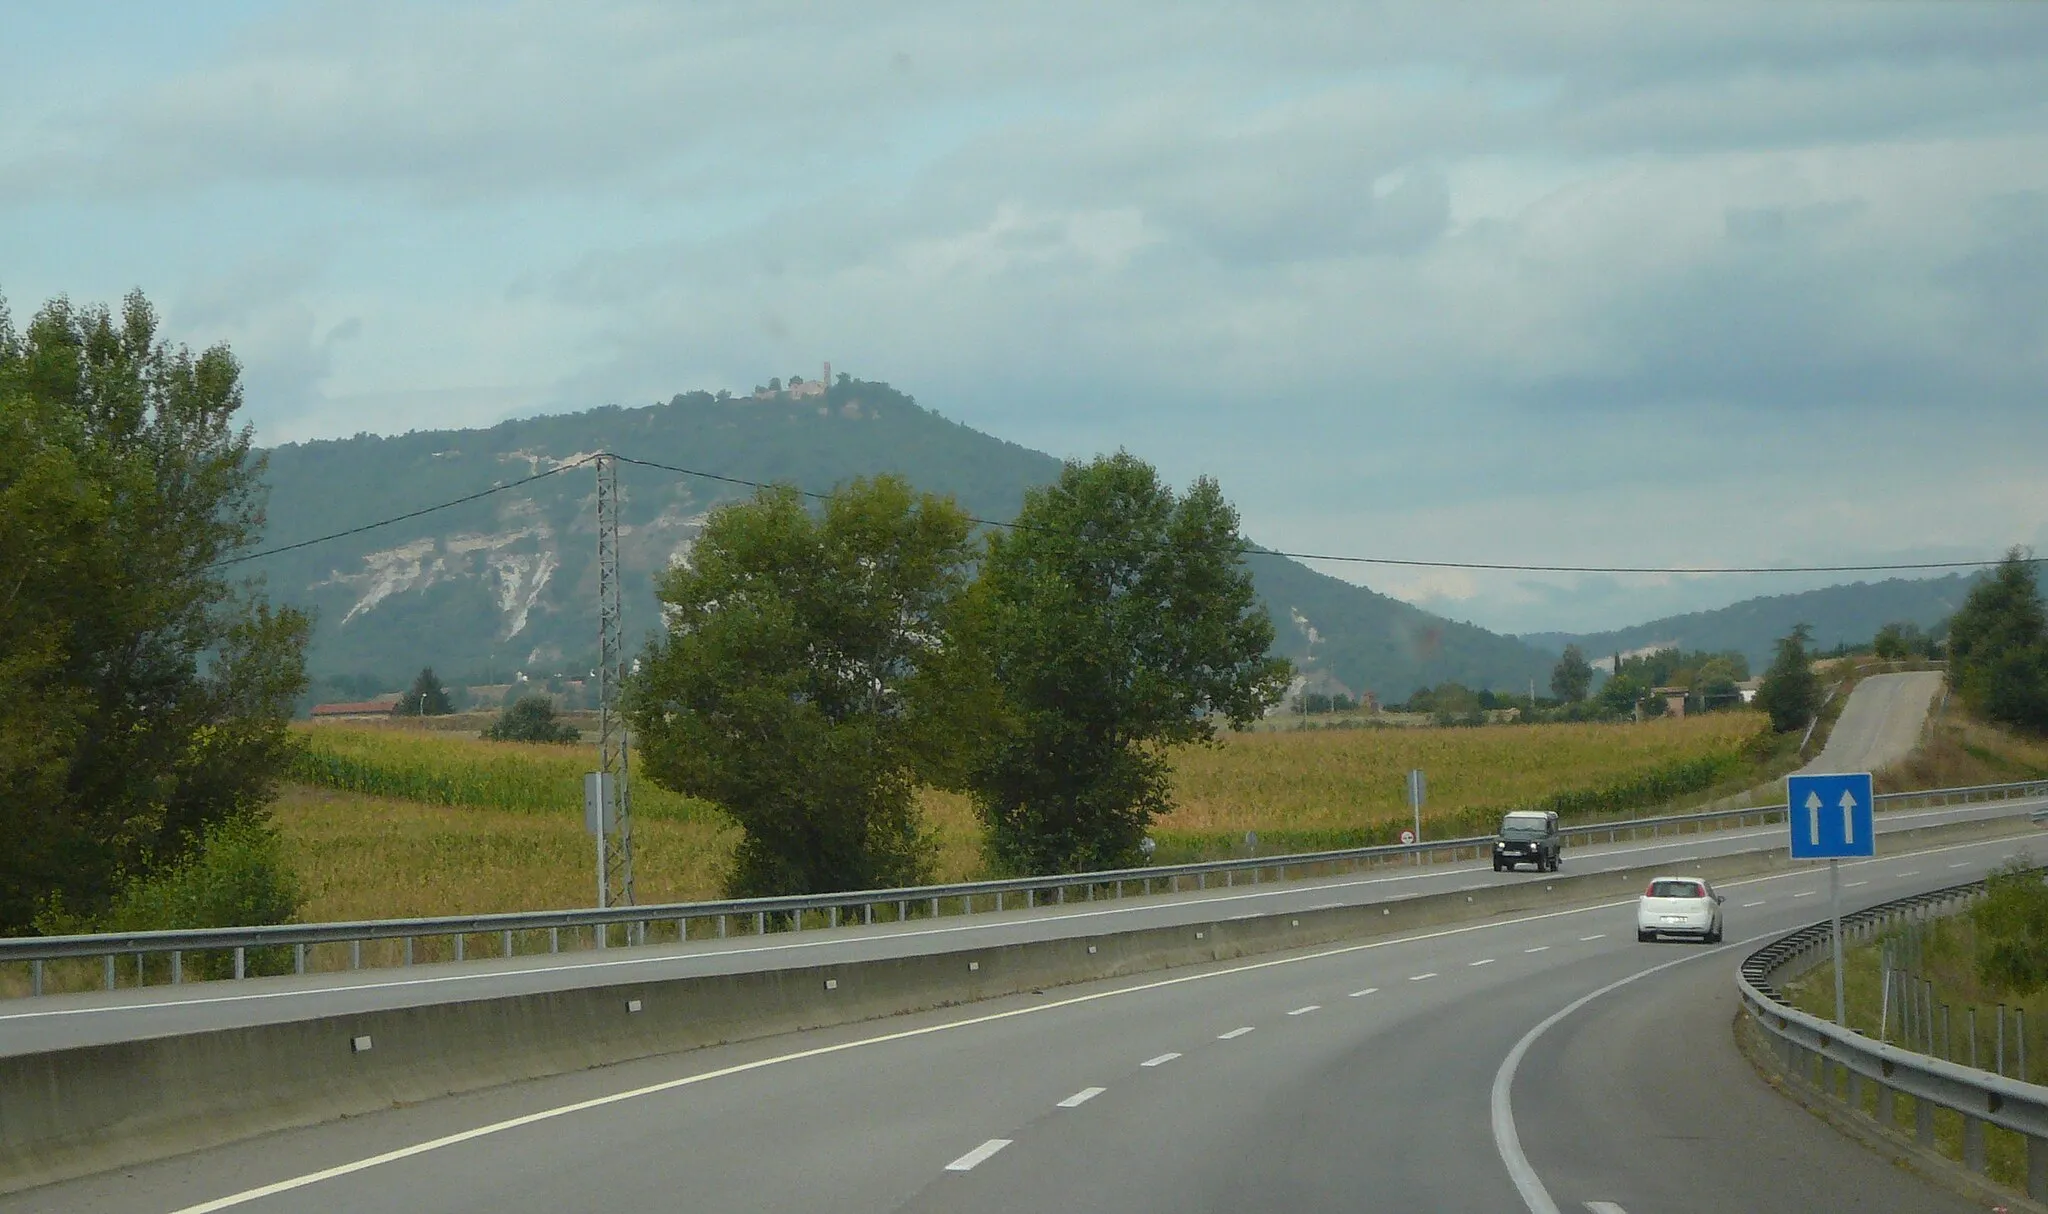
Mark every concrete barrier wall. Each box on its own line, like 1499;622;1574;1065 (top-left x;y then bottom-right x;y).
1;810;2034;1194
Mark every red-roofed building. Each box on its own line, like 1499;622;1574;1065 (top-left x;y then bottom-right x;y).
308;696;402;720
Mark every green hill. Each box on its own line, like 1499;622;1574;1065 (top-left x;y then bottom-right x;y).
1521;573;1984;669
253;379;1556;705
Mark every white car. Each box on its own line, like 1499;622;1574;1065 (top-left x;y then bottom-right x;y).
1636;876;1724;943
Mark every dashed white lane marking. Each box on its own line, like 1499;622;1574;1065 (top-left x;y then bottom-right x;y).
1470;959;1495;967
1741;901;1765;908
1140;1052;1181;1067
1896;871;1919;877
147;834;2037;1214
945;1139;1013;1171
1409;972;1438;981
1950;861;1970;868
1523;946;1550;954
1844;880;1869;888
1585;1203;1629;1213
1579;934;1605;941
1218;1026;1256;1040
1287;1004;1320;1016
1057;1087;1105;1108
1793;891;1817;898
1348;987;1378;997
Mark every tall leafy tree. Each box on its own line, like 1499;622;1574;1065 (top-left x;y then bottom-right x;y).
394;666;454;716
1755;622;1822;733
1550;644;1592;703
1946;548;2048;732
970;452;1291;874
0;292;309;933
628;476;993;897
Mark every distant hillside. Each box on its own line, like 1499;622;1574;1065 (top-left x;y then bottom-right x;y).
252;378;1555;704
1522;573;1984;669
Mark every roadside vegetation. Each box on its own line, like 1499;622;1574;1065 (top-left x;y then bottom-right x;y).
1781;858;2048;1192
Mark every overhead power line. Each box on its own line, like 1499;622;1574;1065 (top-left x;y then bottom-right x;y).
207;455;597;569
214;448;2010;577
609;455;2007;577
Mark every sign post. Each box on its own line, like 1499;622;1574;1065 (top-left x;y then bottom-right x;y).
1786;772;1875;1025
1407;769;1426;859
583;773;616;938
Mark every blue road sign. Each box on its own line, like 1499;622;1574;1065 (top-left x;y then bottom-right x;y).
1786;772;1875;859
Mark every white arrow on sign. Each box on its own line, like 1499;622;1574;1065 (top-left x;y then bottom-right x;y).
1840;789;1858;843
1804;791;1823;846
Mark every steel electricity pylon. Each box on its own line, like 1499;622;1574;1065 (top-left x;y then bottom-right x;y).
593;453;634;911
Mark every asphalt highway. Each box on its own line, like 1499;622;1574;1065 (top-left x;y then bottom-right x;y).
4;795;2040;1057
10;829;2036;1214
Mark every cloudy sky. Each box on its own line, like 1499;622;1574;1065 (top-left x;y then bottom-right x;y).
4;2;2045;634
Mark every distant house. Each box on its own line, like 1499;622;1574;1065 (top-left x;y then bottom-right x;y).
1652;686;1689;719
1736;678;1763;704
308;695;402;721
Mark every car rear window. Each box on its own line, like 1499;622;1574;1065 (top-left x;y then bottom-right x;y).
1648;880;1706;898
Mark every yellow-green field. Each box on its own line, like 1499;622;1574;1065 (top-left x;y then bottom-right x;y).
278;712;1769;915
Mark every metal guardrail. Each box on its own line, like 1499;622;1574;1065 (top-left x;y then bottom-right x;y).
5;777;2045;999
1738;871;2048;1202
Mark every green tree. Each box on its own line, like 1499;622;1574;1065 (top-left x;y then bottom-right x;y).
628;476;993;897
969;452;1291;874
1691;655;1742;708
1755;623;1822;733
484;695;582;743
1970;858;2048;997
1550;644;1592;703
393;667;454;716
0;291;309;933
1872;622;1910;661
1946;549;2048;733
1596;670;1647;718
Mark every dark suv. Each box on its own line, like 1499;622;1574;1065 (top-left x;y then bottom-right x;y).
1492;810;1562;872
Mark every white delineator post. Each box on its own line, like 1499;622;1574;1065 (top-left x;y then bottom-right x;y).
1831;857;1846;1025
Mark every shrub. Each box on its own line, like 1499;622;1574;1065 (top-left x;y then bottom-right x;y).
484;695;582;743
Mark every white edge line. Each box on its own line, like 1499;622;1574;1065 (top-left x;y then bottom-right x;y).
12;806;2033;1026
1056;1086;1105;1108
945;1138;1013;1171
1491;931;1772;1214
155;834;2035;1213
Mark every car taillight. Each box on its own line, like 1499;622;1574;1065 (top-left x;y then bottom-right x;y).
1644;884;1656;897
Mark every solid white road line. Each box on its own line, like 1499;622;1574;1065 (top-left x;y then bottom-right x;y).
1523;946;1550;954
154;834;2042;1213
1409;972;1438;981
1057;1087;1105;1108
1140;1052;1181;1067
945;1139;1013;1171
1491;931;1770;1214
1218;1026;1256;1040
1287;1005;1320;1015
1585;1203;1629;1214
12;802;2025;1026
1348;987;1378;997
1470;958;1495;967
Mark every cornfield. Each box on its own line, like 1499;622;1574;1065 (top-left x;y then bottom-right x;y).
289;726;722;822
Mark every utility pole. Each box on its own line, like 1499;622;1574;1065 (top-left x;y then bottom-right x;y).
593;453;635;917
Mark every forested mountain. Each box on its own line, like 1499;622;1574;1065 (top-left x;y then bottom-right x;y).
254;378;1556;706
1522;573;1985;669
